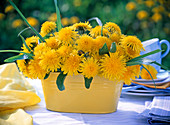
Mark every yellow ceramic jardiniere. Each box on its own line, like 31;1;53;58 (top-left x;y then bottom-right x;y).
41;73;123;114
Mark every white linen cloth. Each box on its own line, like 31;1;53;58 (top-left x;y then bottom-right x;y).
25;79;153;125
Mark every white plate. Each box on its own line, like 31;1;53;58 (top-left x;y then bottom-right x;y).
122;91;170;96
133;70;169;82
128;89;165;93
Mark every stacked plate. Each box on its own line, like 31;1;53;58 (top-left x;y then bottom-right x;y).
122;70;170;96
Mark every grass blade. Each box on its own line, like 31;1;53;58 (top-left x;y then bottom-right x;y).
4;54;33;62
19;35;32;52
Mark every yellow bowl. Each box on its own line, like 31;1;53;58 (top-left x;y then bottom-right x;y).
41;73;123;114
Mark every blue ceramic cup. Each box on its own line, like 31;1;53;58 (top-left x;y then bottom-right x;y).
141;38;170;72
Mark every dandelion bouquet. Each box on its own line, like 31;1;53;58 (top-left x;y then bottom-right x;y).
0;0;164;91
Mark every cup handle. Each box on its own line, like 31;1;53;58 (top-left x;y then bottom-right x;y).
160;40;170;58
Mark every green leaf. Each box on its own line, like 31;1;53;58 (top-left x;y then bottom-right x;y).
19;35;32;52
84;77;93;89
4;54;33;62
101;26;103;36
54;0;62;31
126;58;153;66
56;72;67;91
99;43;109;55
151;61;168;70
128;49;162;62
8;0;45;42
44;73;50;80
110;42;116;53
0;50;33;56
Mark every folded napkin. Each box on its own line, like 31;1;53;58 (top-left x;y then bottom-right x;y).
141;96;170;125
0;63;41;125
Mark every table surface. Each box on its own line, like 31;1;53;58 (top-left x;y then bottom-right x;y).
25;79;153;125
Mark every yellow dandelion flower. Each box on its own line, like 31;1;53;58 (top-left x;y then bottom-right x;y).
16;59;30;78
46;37;60;49
141;65;158;79
61;17;70;26
22;36;39;51
40;21;57;36
137;10;148;20
79;57;99;79
70;16;80;24
100;52;127;81
152;13;162;22
61;52;81;76
145;0;155;8
48;13;57;22
39;49;60;72
94;36;112;51
90;26;109;38
0;13;5;20
76;34;94;53
121;65;140;85
121;36;144;58
28;58;47;79
104;22;121;34
126;2;136;11
12;19;23;28
57;45;72;60
73;0;82;7
152;6;165;13
26;17;39;27
72;22;92;31
58;27;78;44
34;43;51;58
109;33;121;44
5;5;14;13
116;44;126;56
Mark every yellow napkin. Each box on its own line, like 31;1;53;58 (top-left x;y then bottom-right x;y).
0;63;41;125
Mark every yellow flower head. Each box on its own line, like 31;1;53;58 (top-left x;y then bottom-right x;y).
145;0;155;8
100;52;127;81
58;27;78;44
34;43;51;58
17;59;29;77
152;6;165;13
121;36;144;58
109;33;121;44
121;65;140;85
40;21;57;36
48;13;57;22
94;36;112;51
73;0;82;7
39;49;60;72
141;65;158;79
0;13;5;20
137;10;148;20
72;22;92;31
61;17;70;26
12;19;23;28
126;2;136;11
57;45;73;60
152;13;162;22
70;16;80;24
5;5;14;13
26;17;39;27
76;34;94;53
46;37;60;49
22;36;39;51
61;52;81;76
28;58;47;79
79;57;99;79
90;26;109;38
104;22;121;34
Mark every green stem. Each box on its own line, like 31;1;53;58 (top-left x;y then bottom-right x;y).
0;50;33;56
8;0;45;43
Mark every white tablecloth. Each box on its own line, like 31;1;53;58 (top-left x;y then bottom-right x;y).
25;79;153;125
